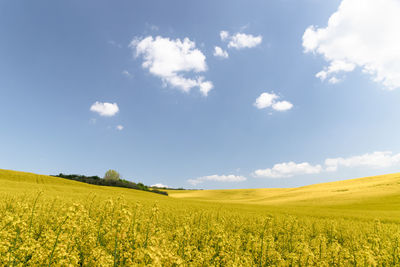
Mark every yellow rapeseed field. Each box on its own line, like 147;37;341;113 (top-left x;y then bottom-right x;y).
1;169;400;266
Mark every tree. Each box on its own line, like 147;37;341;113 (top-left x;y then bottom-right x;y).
104;169;120;181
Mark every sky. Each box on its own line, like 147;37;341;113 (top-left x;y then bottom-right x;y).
1;0;400;189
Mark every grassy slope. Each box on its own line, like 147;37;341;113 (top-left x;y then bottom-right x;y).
0;169;168;204
2;169;400;221
5;169;400;265
167;173;400;221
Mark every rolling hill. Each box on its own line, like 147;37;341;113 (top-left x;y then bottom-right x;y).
2;168;400;265
2;169;400;221
168;173;400;221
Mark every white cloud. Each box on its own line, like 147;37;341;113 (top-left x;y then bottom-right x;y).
122;70;132;78
197;77;214;96
254;92;293;111
254;92;278;109
90;102;119;117
315;60;355;82
253;162;323;178
151;183;168;188
130;36;213;96
220;31;229;41
116;125;124;131
272;101;293;111
253;151;400;179
220;31;262;49
213;46;229;59
303;0;400;90
188;174;247;186
325;151;400;172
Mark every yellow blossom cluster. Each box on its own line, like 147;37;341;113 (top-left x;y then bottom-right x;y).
1;191;400;266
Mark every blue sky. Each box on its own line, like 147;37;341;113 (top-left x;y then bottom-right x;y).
2;0;400;189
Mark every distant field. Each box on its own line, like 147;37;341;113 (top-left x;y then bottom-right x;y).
167;173;400;221
1;169;400;265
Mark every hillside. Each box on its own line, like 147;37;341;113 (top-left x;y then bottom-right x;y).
2;168;400;223
3;169;400;222
2;169;400;265
168;173;400;221
0;169;168;204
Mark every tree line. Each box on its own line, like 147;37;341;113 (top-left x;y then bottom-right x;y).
53;169;168;196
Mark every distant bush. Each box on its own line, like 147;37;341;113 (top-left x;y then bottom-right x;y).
53;173;168;196
104;169;120;181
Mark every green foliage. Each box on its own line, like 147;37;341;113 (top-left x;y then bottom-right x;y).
104;169;120;181
54;173;168;196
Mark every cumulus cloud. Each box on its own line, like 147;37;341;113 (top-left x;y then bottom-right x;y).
228;33;262;49
151;183;168;188
220;31;229;41
253;162;323;178
188;174;247;186
325;151;400;172
253;151;400;179
220;31;262;49
213;46;229;59
116;125;124;131
254;92;278;109
197;77;214;96
272;101;293;112
130;36;213;96
303;0;400;89
90;102;119;117
314;60;355;82
254;92;293;111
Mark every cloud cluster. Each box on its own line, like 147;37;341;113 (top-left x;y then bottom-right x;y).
213;46;229;59
90;102;119;117
253;151;400;178
253;162;322;178
220;31;262;49
187;151;400;185
325;151;400;172
303;0;400;89
254;92;293;111
130;36;213;96
188;174;247;186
